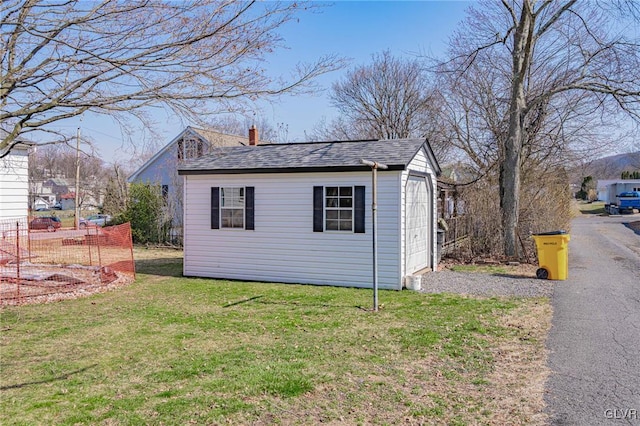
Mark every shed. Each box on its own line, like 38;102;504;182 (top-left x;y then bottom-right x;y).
177;138;441;290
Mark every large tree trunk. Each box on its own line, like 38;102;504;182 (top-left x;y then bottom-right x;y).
501;1;534;258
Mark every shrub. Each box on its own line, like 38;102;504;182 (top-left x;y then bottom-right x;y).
114;182;171;244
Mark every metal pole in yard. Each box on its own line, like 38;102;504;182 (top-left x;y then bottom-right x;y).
75;125;81;230
361;159;388;312
16;221;20;299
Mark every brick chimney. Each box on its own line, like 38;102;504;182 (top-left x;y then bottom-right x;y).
249;125;258;146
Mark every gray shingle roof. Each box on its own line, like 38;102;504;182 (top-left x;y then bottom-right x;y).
178;138;440;175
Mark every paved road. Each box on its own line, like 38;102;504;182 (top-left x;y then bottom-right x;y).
545;214;640;425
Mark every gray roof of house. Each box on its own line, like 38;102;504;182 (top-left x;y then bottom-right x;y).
178;138;441;175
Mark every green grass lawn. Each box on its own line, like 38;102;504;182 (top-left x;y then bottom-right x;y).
1;249;549;425
575;200;606;215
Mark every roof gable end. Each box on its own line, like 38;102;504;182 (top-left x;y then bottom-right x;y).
128;126;246;182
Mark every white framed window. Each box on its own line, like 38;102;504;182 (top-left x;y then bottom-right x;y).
313;186;364;233
177;137;206;160
220;187;245;229
324;186;353;231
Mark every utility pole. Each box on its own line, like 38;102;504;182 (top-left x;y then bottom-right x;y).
360;159;388;312
74;122;81;230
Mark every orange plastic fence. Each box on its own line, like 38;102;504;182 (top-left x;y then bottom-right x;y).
0;218;135;305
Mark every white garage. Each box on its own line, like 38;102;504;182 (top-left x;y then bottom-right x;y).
405;175;432;275
178;138;441;290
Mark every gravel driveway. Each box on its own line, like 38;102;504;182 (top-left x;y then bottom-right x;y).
420;269;555;298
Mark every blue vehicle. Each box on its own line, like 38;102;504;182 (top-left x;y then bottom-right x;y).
616;191;640;213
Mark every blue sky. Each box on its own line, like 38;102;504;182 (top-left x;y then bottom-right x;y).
260;1;471;140
62;1;473;165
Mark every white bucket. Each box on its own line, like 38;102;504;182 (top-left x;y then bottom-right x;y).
405;275;422;291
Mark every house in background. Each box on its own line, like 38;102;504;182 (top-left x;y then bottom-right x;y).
32;197;50;210
42;177;71;199
0;142;33;222
597;179;640;203
29;181;56;209
128;126;254;240
29;177;71;210
177;138;441;290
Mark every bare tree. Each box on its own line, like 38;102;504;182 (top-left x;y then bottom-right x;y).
1;0;342;154
28;144;110;209
439;0;640;257
306;115;365;142
102;163;133;217
309;51;451;159
207;115;280;143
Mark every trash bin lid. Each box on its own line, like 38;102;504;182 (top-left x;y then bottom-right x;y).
534;230;567;235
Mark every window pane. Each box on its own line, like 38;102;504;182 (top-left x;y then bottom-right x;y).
230;195;244;208
221;188;244;207
326;210;338;220
220;188;228;206
326;197;338;208
326;220;339;230
221;208;244;228
339;220;353;231
231;209;244;228
340;210;352;220
221;210;232;228
326;187;338;196
339;187;352;196
339;197;352;208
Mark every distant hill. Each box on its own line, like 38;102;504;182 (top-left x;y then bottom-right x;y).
571;151;640;183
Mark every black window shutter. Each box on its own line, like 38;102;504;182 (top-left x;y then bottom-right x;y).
245;186;255;230
211;187;220;229
354;185;365;233
313;186;323;232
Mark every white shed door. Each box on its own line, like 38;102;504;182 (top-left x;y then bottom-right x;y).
405;175;430;274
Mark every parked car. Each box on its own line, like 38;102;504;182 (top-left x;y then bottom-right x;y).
78;217;94;229
85;214;111;227
52;203;62;210
29;216;62;232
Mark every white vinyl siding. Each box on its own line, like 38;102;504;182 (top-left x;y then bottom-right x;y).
0;149;29;221
183;172;403;289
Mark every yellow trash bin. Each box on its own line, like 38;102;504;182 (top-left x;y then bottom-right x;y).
531;231;570;280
